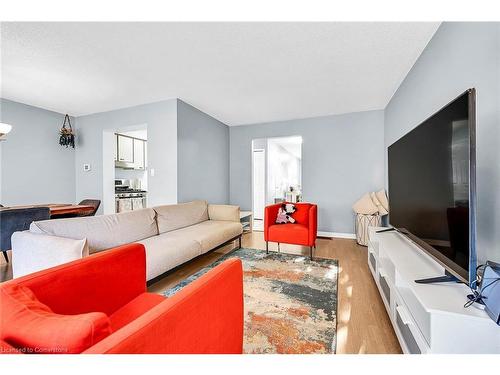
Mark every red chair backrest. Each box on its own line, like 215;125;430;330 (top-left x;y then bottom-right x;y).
287;202;312;225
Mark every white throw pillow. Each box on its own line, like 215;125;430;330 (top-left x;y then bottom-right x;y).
11;231;89;278
375;189;389;212
370;192;388;216
352;193;379;215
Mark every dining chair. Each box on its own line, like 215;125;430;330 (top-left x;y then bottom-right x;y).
77;199;101;216
0;207;51;263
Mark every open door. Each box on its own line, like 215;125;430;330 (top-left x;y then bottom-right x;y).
252;149;266;221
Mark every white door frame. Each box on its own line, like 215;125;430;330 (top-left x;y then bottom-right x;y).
252;148;266;221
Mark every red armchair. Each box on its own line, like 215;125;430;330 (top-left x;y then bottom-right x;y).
0;243;244;354
264;202;318;260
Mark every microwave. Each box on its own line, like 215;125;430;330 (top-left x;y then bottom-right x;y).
115;179;130;188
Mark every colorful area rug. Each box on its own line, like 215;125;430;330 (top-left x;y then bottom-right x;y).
163;248;338;354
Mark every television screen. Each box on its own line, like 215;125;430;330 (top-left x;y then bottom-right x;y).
388;89;476;285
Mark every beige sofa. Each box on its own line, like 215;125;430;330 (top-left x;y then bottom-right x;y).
12;200;243;282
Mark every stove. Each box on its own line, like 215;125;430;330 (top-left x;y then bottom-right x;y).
115;187;147;196
115;179;146;196
115;179;147;212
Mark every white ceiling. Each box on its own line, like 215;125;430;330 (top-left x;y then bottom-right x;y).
0;22;439;125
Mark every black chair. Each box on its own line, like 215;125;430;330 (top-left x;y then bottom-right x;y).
77;199;101;217
0;207;51;263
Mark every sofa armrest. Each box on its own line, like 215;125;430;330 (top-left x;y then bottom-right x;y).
83;258;244;354
208;204;240;222
8;243;146;316
264;204;281;241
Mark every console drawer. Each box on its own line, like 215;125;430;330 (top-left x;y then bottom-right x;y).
369;251;377;272
394;302;429;354
395;306;420;353
379;272;391;306
397;286;431;345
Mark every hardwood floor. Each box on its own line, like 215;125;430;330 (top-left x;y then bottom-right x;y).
0;232;401;354
148;232;402;354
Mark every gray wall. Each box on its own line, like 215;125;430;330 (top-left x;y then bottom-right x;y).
230;110;385;234
177;100;230;204
384;22;500;263
75;100;177;212
0;99;76;205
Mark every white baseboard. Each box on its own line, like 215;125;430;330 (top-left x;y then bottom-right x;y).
317;231;356;239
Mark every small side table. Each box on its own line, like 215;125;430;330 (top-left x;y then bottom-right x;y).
240;211;253;233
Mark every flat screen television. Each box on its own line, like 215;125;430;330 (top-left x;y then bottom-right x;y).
388;88;477;288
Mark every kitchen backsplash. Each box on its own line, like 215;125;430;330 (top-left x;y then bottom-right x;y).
115;168;148;191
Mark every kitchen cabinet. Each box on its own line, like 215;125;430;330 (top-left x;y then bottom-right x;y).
117;135;134;163
114;133;147;170
133;138;145;170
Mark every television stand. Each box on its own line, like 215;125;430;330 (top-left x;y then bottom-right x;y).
415;270;461;284
367;227;499;354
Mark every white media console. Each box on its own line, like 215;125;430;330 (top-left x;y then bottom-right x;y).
368;227;500;353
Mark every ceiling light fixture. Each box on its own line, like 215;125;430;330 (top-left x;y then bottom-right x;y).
0;123;12;141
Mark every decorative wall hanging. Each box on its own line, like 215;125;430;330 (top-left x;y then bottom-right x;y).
59;114;75;148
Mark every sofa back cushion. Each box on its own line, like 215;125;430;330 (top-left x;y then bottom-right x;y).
30;208;158;253
0;285;111;354
154;200;209;234
285;203;312;225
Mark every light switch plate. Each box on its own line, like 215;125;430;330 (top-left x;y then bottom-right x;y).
83;163;91;172
150;168;155;177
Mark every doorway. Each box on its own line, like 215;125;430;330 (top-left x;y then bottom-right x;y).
102;124;148;215
251;136;302;231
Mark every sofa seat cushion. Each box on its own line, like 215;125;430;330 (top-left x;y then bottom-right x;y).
170;220;243;254
30;208;158;253
0;285;111;354
154;200;209;234
137;234;202;281
109;293;166;332
268;223;309;245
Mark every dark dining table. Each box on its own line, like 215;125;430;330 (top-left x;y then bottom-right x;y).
0;204;95;218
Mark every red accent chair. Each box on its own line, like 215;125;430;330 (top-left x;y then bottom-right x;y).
0;243;244;354
264;202;318;260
